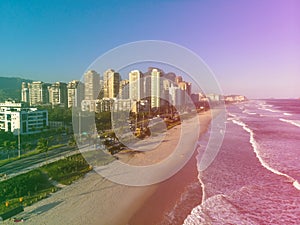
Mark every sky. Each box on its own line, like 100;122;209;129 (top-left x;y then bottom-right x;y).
0;0;299;99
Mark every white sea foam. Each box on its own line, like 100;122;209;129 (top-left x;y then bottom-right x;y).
227;112;237;118
184;194;258;225
258;107;280;113
279;118;300;128
231;117;299;191
283;112;292;116
293;180;300;190
243;110;257;115
198;172;206;203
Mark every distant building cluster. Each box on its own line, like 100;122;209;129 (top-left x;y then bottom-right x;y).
20;67;204;113
19;67;245;115
21;80;84;108
81;67;197;114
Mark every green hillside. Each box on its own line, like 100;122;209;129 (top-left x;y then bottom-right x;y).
0;77;32;102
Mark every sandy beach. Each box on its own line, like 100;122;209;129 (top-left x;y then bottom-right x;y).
3;110;213;225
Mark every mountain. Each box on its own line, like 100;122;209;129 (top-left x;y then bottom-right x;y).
0;77;32;102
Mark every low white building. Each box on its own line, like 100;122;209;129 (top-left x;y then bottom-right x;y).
206;93;222;102
225;95;247;102
0;101;48;134
81;99;98;112
113;99;132;112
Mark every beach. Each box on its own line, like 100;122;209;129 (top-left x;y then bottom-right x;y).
3;110;212;225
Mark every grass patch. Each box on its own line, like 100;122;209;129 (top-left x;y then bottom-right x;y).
40;154;92;185
48;144;66;151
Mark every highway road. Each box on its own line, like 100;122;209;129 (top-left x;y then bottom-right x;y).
0;145;79;180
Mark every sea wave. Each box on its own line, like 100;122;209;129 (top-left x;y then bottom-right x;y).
279;118;300;128
242;110;257;115
183;194;259;225
258;107;280;113
231;117;299;190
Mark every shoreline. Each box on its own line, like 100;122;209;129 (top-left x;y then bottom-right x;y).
128;110;212;225
3;110;213;225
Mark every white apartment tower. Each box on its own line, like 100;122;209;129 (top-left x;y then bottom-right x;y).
48;82;68;108
67;80;84;108
129;70;143;101
103;69;121;98
84;70;100;100
151;68;161;109
119;79;129;99
28;81;50;106
21;82;29;103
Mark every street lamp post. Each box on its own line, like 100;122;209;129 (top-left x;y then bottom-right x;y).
79;111;81;144
18;128;21;158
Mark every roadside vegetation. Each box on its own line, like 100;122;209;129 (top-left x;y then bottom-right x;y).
0;154;91;217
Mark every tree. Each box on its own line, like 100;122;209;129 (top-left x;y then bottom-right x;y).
95;112;112;131
0;131;15;147
48;136;55;145
3;140;11;159
22;143;32;152
68;135;76;147
3;140;17;159
36;138;49;155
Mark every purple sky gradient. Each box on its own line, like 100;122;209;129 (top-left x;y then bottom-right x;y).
0;0;299;98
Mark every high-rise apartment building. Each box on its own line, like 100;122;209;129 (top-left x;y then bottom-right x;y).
28;81;50;106
175;76;183;84
67;80;84;108
48;82;68;108
129;70;143;101
103;69;121;98
21;82;29;103
119;79;129;99
178;81;192;96
84;70;100;100
142;75;151;100
165;72;176;83
151;68;161;109
169;84;185;107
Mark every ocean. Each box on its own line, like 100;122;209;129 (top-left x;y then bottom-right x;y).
184;99;300;224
